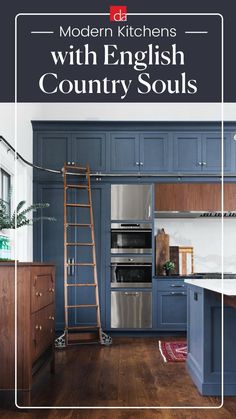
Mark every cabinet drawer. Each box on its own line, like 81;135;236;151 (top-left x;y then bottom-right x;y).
156;280;186;292
31;272;55;313
32;304;55;362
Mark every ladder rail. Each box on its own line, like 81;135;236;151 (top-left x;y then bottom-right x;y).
63;167;69;345
87;164;103;344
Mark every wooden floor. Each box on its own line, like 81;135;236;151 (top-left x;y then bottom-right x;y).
1;337;236;418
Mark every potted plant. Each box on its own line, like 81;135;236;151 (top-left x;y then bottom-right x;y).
0;199;55;260
163;260;175;276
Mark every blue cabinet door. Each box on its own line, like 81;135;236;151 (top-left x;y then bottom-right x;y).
140;133;170;172
110;132;139;172
156;291;187;331
72;132;107;172
33;182;108;331
34;132;72;180
202;133;231;172
173;133;202;172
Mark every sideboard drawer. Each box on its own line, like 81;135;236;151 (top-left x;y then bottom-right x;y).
31;273;55;313
32;304;55;362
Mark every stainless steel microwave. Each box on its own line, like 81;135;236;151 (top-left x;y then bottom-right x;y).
111;223;152;254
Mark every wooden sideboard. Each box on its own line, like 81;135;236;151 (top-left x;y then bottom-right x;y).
0;262;55;405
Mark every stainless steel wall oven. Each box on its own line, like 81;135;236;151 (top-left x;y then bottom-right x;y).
111;255;152;288
111;223;152;254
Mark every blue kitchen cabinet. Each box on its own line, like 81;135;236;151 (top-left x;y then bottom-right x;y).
173;133;202;172
140;133;170;172
110;132;170;173
186;284;236;395
110;132;140;172
33;132;72;181
174;132;231;173
33;130;107;181
33;182;109;331
72;132;107;173
202;133;231;172
154;279;187;331
33;123;236;177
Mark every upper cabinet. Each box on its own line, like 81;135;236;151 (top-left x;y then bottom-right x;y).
110;132;139;172
155;183;221;211
32;123;236;179
202;133;231;172
72;132;107;173
155;183;236;212
33;130;106;180
174;132;231;173
140;133;170;172
33;132;72;180
173;133;201;172
110;132;170;172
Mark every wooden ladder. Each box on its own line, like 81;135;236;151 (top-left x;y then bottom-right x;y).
63;163;103;345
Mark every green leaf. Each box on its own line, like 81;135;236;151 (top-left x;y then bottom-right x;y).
0;196;55;230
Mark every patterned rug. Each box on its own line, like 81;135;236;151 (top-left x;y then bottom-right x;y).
158;340;187;362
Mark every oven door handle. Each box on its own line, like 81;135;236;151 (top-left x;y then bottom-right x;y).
111;264;152;267
111;230;151;233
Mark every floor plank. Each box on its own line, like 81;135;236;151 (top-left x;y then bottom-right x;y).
1;337;236;418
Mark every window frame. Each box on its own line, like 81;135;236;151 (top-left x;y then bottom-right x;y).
0;168;11;215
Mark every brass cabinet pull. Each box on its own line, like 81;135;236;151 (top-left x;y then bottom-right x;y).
36;291;43;297
49;315;55;320
48;287;55;293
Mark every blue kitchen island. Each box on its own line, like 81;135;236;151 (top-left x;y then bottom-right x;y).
185;279;236;396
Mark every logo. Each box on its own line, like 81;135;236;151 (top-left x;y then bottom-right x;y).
110;6;127;22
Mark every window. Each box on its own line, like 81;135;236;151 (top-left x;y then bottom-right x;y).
0;169;11;214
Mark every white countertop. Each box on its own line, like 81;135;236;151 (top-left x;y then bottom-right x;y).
184;279;236;296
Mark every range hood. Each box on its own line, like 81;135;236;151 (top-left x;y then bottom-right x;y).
155;211;236;219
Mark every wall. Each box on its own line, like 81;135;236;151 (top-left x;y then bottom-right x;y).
154;218;235;273
0;104;40;261
0;102;236;261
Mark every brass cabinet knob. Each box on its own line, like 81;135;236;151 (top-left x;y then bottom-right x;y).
35;324;43;331
36;292;42;297
49;315;55;320
48;287;55;293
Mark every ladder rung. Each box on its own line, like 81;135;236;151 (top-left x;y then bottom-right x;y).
67;262;95;266
66;203;91;208
66;185;89;189
66;283;96;287
67;326;99;330
66;304;98;308
67;223;93;227
66;242;94;246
